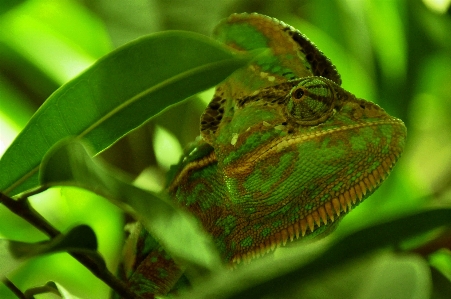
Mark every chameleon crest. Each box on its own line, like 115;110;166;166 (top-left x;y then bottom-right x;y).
201;13;341;143
123;13;407;297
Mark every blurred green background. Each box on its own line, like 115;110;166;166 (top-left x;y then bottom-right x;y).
1;0;451;298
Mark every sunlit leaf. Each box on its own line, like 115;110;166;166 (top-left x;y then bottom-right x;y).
0;0;112;83
54;281;84;299
153;125;183;171
0;225;98;278
0;73;35;157
0;31;251;197
39;139;221;272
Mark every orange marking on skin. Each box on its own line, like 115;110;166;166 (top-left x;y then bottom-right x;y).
265;239;271;253
287;226;294;241
238;120;405;171
332;198;341;216
270;235;277;251
275;232;282;247
312;210;321;227
325;202;335;222
281;229;288;246
359;181;367;196
306;215;315;232
300;219;308;236
230;171;402;266
294;222;300;239
355;184;363;201
344;190;353;210
167;151;217;193
363;177;371;191
339;194;347;213
390;154;397;164
350;187;357;204
377;166;387;180
368;173;377;188
372;169;381;183
318;206;328;224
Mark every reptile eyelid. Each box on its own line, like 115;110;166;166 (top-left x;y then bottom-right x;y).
285;77;336;125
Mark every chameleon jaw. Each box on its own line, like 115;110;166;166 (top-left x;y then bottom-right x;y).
231;152;400;265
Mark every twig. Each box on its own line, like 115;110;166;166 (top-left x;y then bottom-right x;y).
2;278;26;299
24;281;61;298
0;193;60;238
409;229;451;257
0;192;140;299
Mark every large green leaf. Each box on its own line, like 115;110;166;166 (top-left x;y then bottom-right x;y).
0;30;251;197
39;139;221;272
0;225;98;278
271;251;430;299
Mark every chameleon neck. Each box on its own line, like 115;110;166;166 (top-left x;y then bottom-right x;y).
167;142;232;258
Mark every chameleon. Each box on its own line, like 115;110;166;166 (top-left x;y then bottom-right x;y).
119;13;407;298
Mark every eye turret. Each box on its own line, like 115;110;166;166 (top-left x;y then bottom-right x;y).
286;77;336;125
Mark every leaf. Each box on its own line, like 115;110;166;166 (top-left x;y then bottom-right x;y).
350;254;430;299
0;30;251;197
24;281;62;298
178;208;451;299
431;266;451;299
281;251;430;299
0;225;99;279
54;281;83;299
0;73;35;158
0;0;110;101
0;0;25;15
39;139;221;272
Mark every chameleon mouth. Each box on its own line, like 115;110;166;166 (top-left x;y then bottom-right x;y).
231;152;400;265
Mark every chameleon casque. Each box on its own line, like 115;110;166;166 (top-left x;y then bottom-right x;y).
120;13;407;298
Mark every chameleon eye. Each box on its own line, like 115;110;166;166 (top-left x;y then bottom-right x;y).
286;77;335;125
293;88;304;99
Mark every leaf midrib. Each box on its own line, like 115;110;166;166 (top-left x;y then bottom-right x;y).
5;58;239;196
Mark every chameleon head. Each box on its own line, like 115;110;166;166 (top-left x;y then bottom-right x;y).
200;76;406;264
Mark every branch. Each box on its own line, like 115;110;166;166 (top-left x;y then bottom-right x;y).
0;192;141;299
23;281;61;298
2;278;26;299
409;229;451;257
0;192;60;238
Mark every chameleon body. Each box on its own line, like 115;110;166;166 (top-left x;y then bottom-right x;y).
121;13;407;298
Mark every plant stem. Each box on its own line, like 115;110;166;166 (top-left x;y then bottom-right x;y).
2;278;26;299
23;282;61;297
409;229;451;256
0;193;141;299
1;193;60;237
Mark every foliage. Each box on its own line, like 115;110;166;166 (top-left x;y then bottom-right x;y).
1;0;451;298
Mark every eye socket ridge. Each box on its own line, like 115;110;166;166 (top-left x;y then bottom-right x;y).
285;78;336;125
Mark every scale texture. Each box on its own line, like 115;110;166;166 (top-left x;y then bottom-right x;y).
120;13;407;298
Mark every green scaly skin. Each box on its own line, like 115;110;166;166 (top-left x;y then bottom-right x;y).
120;13;407;298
